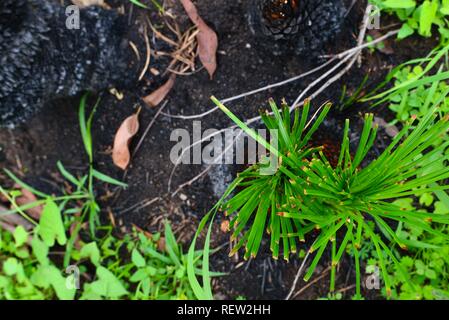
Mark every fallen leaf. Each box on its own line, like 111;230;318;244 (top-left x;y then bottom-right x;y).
157;237;166;252
142;74;176;107
71;0;108;8
180;0;218;78
112;112;140;170
14;185;43;220
220;220;230;233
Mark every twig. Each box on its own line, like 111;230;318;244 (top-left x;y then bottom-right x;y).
345;0;359;18
167;125;238;192
132;101;168;158
291;266;332;299
161;29;398;121
285;250;311;300
170;130;244;196
161;57;338;120
338;284;356;294
138;24;151;81
117;197;161;215
171;165;213;197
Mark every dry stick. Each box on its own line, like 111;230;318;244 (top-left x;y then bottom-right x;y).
291;53;354;109
170;130;244;197
138;24;151;81
171;166;213;197
160;29;398;121
291;266;332;299
161;57;338;120
337;284;356;294
345;0;359;18
129;41;141;61
321;29;399;60
285;250;311;300
117;197;161;215
133;101;169;158
167;124;238;192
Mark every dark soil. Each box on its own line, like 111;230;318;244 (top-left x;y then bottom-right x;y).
0;0;439;299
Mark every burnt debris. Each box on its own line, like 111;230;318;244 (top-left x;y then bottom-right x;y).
248;0;347;56
0;0;139;128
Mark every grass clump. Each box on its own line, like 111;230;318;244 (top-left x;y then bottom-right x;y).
189;95;449;299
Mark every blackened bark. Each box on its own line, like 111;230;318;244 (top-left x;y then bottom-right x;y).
248;0;346;56
0;0;138;127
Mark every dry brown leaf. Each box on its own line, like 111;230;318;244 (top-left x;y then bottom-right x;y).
142;74;176;107
112;113;140;170
180;0;218;79
14;185;43;220
220;220;230;233
157;237;166;252
71;0;108;8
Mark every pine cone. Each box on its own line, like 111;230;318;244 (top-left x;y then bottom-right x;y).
0;0;139;128
248;0;346;55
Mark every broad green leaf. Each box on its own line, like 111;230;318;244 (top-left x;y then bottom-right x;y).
441;0;449;15
80;242;101;266
398;23;415;39
131;249;146;268
129;269;147;282
382;0;416;9
38;198;67;247
419;0;438;37
89;266;128;299
13;226;28;247
3;258;19;276
434;201;449;214
32;265;76;300
31;236;49;266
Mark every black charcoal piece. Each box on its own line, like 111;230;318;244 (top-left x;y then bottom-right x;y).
248;0;347;56
0;0;139;128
